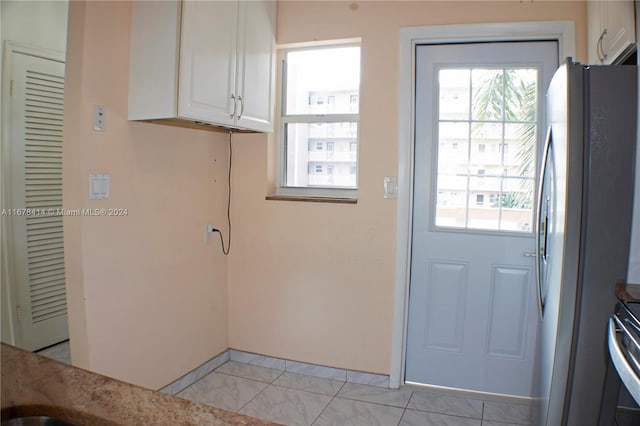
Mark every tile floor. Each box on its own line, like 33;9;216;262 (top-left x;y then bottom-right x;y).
176;360;534;426
36;340;71;365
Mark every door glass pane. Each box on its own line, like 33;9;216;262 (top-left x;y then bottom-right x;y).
472;69;503;121
434;67;538;233
439;69;470;120
435;122;469;227
467;177;500;230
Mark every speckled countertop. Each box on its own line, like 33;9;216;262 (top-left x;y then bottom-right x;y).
615;282;640;302
1;343;280;425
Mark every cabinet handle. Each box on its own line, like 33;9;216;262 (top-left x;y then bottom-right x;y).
237;95;244;120
597;29;608;63
230;94;237;119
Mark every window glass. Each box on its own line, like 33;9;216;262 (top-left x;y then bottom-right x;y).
280;44;360;194
435;67;537;232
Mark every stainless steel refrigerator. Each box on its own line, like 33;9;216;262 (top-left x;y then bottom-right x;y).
535;61;638;426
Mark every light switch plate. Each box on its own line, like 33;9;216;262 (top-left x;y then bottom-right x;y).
93;105;105;132
89;174;110;199
384;176;398;199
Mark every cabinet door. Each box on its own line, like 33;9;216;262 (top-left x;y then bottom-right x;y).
601;0;636;64
235;0;276;132
587;1;607;64
179;1;238;125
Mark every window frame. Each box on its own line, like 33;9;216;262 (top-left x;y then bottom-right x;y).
275;40;361;200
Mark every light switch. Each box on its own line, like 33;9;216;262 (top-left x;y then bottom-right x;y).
384;176;398;199
89;174;110;199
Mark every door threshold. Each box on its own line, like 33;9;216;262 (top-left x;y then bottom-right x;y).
403;380;537;405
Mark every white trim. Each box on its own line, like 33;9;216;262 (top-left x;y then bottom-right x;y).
276;37;362;51
274;42;361;200
390;21;575;389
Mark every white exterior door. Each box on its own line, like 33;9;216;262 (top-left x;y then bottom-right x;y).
7;50;68;351
405;41;557;396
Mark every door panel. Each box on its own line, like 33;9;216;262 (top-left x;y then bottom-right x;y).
424;261;468;352
235;0;276;132
486;266;531;358
178;1;237;125
9;51;68;351
406;41;558;396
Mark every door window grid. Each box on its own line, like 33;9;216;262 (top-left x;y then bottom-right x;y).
435;67;537;232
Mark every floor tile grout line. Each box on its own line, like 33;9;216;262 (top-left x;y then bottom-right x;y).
310;380;348;426
268;380;346;398
310;397;333;426
235;381;272;414
405;390;413;409
197;361;531;425
397;408;408;426
213;367;284;385
405;407;485;421
173;372;212;397
336;394;411;410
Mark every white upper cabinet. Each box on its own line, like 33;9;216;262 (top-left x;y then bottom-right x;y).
235;1;277;132
178;1;238;126
588;0;636;64
128;1;276;132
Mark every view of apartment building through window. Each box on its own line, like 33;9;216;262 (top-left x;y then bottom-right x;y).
435;67;538;232
280;45;360;195
302;90;358;187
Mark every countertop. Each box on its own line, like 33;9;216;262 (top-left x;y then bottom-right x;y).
1;343;280;425
615;282;640;302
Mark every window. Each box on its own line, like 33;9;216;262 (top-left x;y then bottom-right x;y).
434;67;538;231
277;42;361;198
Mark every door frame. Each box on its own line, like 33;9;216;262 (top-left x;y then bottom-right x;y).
1;41;66;346
390;21;575;390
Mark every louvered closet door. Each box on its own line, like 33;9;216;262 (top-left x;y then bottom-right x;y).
9;52;68;351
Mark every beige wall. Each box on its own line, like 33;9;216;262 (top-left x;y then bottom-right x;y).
64;1;229;389
61;0;588;388
228;1;587;375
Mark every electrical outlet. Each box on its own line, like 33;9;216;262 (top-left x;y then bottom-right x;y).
204;224;215;243
93;105;105;131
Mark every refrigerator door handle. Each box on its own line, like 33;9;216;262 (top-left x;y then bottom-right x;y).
535;127;552;319
609;317;640;405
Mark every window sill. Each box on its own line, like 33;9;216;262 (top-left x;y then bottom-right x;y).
265;195;357;204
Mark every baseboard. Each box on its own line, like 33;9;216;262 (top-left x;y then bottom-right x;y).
159;348;391;394
159;349;230;395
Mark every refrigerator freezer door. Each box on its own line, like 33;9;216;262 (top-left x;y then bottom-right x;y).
538;61;584;426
